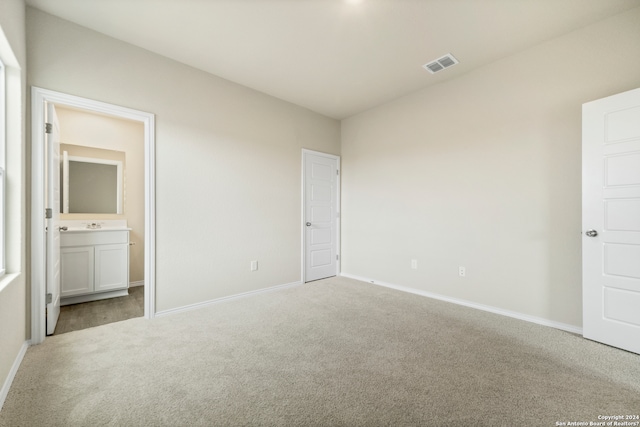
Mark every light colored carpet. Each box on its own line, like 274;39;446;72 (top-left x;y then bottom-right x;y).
1;276;639;426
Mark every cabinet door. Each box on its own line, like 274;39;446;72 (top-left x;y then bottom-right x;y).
95;243;129;292
61;246;94;297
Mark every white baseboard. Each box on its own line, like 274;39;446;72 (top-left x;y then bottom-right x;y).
340;273;583;335
0;340;30;411
155;281;303;318
129;280;144;288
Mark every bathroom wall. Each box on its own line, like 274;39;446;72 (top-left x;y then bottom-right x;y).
57;107;145;284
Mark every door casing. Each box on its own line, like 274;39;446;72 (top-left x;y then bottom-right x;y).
30;87;156;344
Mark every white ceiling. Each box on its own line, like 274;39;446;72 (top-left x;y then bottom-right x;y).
25;0;640;119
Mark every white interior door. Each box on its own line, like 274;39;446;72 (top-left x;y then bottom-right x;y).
46;102;61;335
304;150;339;282
582;87;640;355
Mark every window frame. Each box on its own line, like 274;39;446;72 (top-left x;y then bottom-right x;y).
0;58;5;278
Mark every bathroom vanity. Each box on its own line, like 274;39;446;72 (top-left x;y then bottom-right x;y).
59;221;130;305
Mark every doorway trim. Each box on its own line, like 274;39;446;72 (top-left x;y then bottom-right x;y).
301;149;341;283
31;87;156;344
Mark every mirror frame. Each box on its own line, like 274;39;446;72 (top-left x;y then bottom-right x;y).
62;151;124;214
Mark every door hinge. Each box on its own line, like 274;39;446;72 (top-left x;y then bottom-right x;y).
46;293;52;304
337;169;339;175
45;208;52;219
45;123;52;134
336;254;340;260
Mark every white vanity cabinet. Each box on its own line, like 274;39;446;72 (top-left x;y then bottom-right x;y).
60;229;130;304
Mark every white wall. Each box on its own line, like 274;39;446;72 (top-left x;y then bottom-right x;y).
341;7;640;328
0;0;26;406
26;8;341;312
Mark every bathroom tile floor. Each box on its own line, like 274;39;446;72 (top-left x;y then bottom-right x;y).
53;286;144;335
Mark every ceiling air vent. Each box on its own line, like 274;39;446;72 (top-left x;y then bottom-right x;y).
423;53;459;74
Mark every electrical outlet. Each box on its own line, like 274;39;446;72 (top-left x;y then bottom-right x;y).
411;259;417;269
251;261;258;271
459;266;466;277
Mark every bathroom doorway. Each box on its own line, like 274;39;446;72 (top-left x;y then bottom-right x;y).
53;105;145;334
31;87;156;344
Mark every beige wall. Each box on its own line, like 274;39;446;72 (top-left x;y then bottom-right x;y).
26;8;341;312
58;106;145;283
341;7;640;328
0;0;26;404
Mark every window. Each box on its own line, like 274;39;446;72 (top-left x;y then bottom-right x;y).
0;58;5;277
0;166;4;277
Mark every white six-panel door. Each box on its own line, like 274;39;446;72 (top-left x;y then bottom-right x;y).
582;88;640;354
303;150;339;282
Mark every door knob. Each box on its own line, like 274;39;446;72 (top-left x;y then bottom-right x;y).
306;222;311;227
585;229;598;237
59;226;68;232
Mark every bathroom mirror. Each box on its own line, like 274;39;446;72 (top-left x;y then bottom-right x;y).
61;150;124;214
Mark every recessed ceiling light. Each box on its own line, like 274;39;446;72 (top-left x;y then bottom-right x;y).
423;54;459;74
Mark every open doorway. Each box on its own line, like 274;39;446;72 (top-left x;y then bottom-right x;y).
31;87;156;344
53;106;145;334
